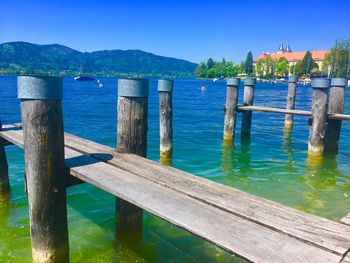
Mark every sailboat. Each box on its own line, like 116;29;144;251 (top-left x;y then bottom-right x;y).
74;50;95;81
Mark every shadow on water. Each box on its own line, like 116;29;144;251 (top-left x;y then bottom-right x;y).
65;153;113;168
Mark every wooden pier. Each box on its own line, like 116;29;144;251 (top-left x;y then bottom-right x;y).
1;76;350;262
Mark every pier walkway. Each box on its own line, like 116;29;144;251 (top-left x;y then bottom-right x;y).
2;124;350;263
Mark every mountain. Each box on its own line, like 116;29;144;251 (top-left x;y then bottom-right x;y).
0;41;197;78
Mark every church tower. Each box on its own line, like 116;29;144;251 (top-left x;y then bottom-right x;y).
277;43;285;54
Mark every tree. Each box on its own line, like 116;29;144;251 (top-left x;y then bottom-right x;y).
195;62;208;78
207;58;215;69
275;57;289;78
226;62;239;77
245;51;254;76
255;57;274;79
294;51;318;77
322;39;350;78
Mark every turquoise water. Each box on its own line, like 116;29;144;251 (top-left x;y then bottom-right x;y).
0;76;350;262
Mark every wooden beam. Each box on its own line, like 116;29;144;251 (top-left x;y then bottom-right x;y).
223;78;240;144
19;76;69;263
158;79;174;164
238;105;311;116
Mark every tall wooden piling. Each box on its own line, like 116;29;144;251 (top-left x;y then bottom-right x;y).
308;78;330;157
18;76;69;262
241;78;256;137
223;78;240;144
0;119;10;193
116;78;149;241
284;76;298;131
158;79;173;164
325;78;347;153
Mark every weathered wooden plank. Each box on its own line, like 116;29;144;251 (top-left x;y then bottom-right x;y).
341;253;350;263
62;132;350;257
328;113;350;121
2;126;350;260
238;106;350;121
341;213;350;226
238;105;311;116
63;147;341;263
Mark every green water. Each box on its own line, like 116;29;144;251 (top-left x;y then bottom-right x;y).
0;77;349;262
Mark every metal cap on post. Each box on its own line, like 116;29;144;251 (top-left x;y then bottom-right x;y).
244;78;256;86
311;78;330;90
158;79;174;92
118;78;149;98
227;78;240;87
331;78;347;88
18;76;63;100
288;76;298;83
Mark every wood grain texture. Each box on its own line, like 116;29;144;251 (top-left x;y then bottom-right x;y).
159;92;173;162
0;119;10;193
223;86;239;143
308;88;329;156
63;147;342;263
241;85;254;136
116;96;148;240
325;86;345;152
238;106;311;116
21;100;69;263
61;132;350;258
341;213;350;226
284;82;297;130
2;126;350;262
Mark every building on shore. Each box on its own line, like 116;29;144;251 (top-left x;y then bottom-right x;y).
255;44;329;76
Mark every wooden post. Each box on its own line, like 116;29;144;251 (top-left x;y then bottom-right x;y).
308;78;330;157
223;78;240;144
18;76;69;263
284;76;298;131
158;79;174;165
325;78;347;153
116;78;149;241
0;119;10;193
241;78;256;137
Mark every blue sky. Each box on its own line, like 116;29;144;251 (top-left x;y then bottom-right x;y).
0;0;349;63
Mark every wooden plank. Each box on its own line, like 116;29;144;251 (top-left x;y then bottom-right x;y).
341;213;350;226
238;105;311;116
237;106;350;121
62;132;350;257
328;113;350;121
63;146;341;263
1;126;350;261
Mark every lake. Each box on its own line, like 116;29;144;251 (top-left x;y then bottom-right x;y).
0;76;349;262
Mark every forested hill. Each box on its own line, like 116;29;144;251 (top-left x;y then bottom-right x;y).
0;41;197;78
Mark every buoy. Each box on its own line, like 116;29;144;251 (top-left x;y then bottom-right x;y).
97;79;101;83
201;86;206;92
99;83;103;88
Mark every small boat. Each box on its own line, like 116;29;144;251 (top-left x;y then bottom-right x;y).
74;76;95;81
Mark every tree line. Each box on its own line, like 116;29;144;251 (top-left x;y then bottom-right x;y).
196;39;350;79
